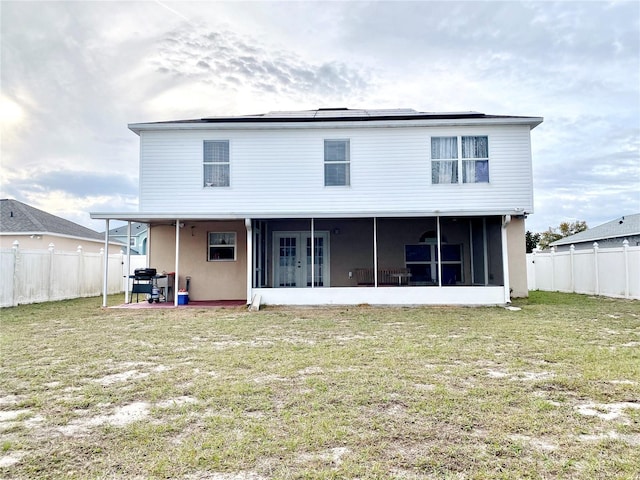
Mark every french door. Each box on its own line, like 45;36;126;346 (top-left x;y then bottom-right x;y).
273;232;329;287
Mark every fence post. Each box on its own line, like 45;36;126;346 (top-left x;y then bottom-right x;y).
48;243;55;301
550;247;556;291
531;249;537;291
77;245;83;298
570;244;575;293
593;242;599;296
12;240;19;307
623;239;629;299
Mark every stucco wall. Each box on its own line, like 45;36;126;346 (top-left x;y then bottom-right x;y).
148;221;247;301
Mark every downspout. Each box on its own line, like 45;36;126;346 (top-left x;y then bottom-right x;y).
174;219;180;307
102;219;109;307
245;219;252;304
501;215;511;304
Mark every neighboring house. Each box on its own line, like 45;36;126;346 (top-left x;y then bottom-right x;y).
550;214;640;252
107;222;148;254
1;199;122;252
91;108;543;306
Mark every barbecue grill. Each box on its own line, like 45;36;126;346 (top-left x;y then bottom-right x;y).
131;268;158;303
129;268;175;304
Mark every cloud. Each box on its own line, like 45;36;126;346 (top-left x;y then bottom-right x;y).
150;25;371;107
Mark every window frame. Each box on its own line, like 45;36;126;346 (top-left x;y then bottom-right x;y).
324;139;351;187
431;135;489;185
203;140;230;188
207;232;237;262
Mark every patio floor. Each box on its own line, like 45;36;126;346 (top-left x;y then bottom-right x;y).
112;300;247;309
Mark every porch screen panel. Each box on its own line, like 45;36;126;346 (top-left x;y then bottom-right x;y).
471;219;486;285
307;236;325;287
441;244;463;285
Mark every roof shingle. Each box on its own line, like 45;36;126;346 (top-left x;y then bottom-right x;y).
0;199;104;241
550;213;640;246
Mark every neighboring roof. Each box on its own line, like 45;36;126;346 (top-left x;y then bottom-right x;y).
0;199;105;241
550;214;640;247
129;108;543;133
107;222;148;236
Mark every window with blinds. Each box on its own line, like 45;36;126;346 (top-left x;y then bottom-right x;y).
203;140;230;187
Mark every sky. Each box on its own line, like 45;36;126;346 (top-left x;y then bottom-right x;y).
1;0;639;234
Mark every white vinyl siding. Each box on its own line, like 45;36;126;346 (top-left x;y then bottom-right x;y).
138;124;534;215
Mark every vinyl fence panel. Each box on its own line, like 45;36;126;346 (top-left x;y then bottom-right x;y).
527;242;639;300
0;244;130;307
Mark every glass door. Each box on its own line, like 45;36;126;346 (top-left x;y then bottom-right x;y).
274;232;329;287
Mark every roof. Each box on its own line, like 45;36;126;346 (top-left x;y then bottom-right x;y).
550;213;640;246
107;222;148;236
129;108;543;133
0;199;105;241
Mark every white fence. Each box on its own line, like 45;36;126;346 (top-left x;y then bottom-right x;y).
527;241;639;300
1;242;148;308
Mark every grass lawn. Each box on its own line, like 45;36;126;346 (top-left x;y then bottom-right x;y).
1;292;639;479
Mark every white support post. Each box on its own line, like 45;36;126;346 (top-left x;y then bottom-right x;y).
373;217;378;288
530;248;538;291
102;219;109;307
593;242;599;296
623;239;630;299
311;218;315;288
501;215;511;303
245;218;253;304
125;221;131;304
174;220;180;307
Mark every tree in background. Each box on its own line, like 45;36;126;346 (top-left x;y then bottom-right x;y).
525;230;541;253
538;220;588;250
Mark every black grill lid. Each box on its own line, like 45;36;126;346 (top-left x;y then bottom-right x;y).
134;268;157;277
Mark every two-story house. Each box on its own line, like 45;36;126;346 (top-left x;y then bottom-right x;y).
91;108;542;306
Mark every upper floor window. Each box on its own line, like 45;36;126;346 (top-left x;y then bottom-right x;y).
324;140;350;186
431;136;489;184
204;140;229;187
431;137;458;184
462;136;489;183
